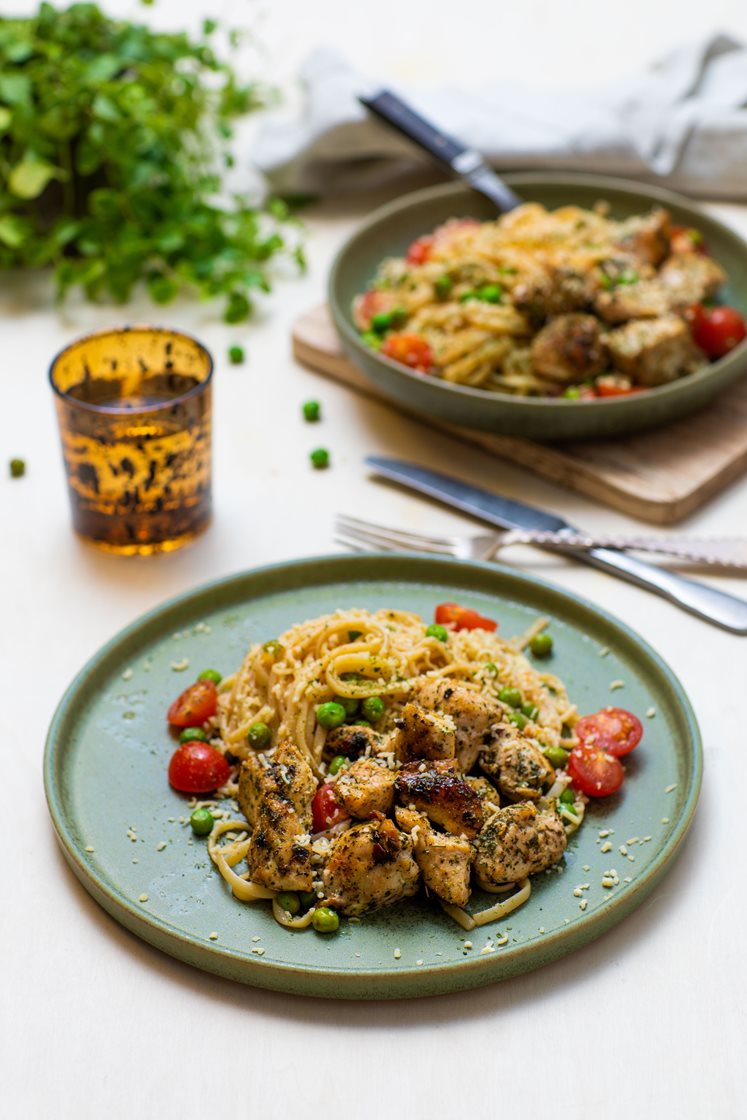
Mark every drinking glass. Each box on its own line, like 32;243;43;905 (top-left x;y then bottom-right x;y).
49;326;213;555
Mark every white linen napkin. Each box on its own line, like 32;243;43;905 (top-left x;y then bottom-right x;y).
255;35;747;199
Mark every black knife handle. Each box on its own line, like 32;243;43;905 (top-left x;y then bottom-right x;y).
359;90;465;169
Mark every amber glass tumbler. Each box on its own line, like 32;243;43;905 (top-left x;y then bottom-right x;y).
50;326;213;555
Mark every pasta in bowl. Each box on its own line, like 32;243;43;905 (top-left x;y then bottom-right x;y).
328;175;747;439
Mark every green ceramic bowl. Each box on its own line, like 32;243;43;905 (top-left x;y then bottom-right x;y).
328;174;747;441
44;554;701;999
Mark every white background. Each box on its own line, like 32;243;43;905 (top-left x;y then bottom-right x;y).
2;2;747;1118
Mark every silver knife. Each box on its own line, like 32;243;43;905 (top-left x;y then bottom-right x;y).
365;455;747;635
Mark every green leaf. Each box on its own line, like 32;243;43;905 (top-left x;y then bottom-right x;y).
0;215;29;249
8;155;58;200
0;73;31;106
0;107;11;133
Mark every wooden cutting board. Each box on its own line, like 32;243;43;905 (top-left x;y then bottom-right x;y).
292;304;747;524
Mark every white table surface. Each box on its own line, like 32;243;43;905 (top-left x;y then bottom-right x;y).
3;2;747;1117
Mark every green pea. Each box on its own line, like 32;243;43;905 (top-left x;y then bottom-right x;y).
9;458;26;478
179;727;208;743
559;787;576;806
262;640;284;659
434;274;453;299
310;447;330;470
508;711;528;730
198;668;222;684
522;701;540;721
545;746;570;769
459;290;478;303
425;623;449;643
228;344;245;364
477;284;502;303
336;697;358;719
277;891;301;915
302;399;321;422
360;330;382;349
361;696;385;722
499;687;523;709
328;755;348;776
298;890;317;910
316;701;346;730
371;307;406;333
562;387;581;399
530;632;554;658
484;662;498;675
190;808;214;836
247;721;272;749
312;906;340;933
353;719;371;727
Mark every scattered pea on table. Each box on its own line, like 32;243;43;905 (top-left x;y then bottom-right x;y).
228;345;245;364
310;447;330;470
530;632;554;658
9;458;25;478
302;400;321;422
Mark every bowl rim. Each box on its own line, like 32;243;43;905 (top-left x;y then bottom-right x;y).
328;172;747;413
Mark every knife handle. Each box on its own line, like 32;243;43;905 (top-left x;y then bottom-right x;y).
584;548;747;635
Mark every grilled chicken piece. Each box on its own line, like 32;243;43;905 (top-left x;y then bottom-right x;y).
479;724;556;801
239;740;316;891
595;279;672;323
466;775;501;809
324;724;384;761
411;678;503;772
474;801;567;885
395;701;456;761
605;315;702;386
616;208;671;266
334;757;396;819
530;314;605;384
512;267;596;323
658;251;726;307
322;815;420;916
395;759;484;838
395;807;473;907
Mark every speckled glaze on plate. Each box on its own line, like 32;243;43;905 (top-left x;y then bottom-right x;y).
44;555;701;999
328;174;747;440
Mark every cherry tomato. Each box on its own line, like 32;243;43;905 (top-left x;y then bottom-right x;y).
595;376;642;398
434;602;498;632
167;679;218;728
381;332;434;372
406;235;434;265
688;303;747;360
312;784;349;833
567;744;625;798
352;289;397;331
575;707;643;757
168;741;230;793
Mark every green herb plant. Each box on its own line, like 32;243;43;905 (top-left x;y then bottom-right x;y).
0;3;304;320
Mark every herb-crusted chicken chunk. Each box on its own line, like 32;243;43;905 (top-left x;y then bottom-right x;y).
334;757;396;819
395;807;473;907
479;725;556;802
395;759;485;838
605;315;702;386
239;740;316;891
530;313;605;384
394;700;456;761
322;815;420;916
411;678;503;772
474;802;567;885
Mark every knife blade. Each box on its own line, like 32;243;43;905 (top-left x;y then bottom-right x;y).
365;456;747;635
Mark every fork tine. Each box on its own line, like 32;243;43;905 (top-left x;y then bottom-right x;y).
335;514;456;553
334;522;455;555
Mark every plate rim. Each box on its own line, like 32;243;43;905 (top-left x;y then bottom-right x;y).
44;552;703;998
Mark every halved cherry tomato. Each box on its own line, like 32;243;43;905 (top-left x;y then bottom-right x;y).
312;784;349;833
575;707;643;757
352;289;397;331
567;744;625;798
167;679;218;728
381;332;433;372
168;741;230;793
688;303;747;359
434;602;498;632
406;235;434;265
595;375;642;398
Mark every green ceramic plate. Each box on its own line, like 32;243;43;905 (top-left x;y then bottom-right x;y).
44;554;701;999
328;174;747;440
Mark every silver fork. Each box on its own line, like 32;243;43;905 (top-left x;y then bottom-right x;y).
335;514;747;568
